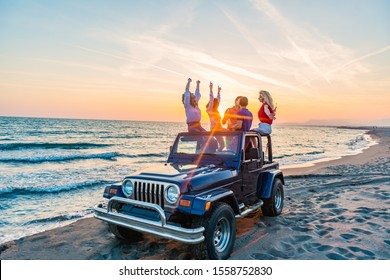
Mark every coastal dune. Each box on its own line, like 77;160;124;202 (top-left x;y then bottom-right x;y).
1;127;389;260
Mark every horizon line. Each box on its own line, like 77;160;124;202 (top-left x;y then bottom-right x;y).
1;114;389;127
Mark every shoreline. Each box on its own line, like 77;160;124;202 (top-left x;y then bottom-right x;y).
1;126;389;260
282;127;384;176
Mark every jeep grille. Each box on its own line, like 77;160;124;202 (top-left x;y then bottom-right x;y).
133;180;165;209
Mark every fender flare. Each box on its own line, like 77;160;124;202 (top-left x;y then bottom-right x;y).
180;188;239;216
258;170;285;199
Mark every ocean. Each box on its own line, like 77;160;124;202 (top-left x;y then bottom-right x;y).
0;116;377;244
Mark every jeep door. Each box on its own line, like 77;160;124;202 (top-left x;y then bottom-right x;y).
240;135;262;200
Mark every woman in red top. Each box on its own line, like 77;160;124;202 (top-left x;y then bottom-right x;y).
253;90;276;135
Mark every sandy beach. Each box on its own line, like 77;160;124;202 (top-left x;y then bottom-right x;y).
1;127;389;260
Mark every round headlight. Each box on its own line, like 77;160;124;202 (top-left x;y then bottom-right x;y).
165;185;180;204
122;180;134;197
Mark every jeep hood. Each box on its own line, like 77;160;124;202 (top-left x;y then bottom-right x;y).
131;163;238;191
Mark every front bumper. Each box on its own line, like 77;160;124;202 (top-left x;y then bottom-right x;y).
93;197;205;244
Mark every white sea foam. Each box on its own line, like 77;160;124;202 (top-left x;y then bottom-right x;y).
0;151;119;163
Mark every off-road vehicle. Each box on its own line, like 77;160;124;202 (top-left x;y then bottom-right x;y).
94;131;284;259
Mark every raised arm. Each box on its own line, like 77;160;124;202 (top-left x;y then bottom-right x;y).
195;80;201;103
217;86;221;103
207;82;214;111
185;78;191;92
183;78;192;108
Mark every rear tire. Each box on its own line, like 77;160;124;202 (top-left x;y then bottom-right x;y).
261;178;284;216
192;203;236;260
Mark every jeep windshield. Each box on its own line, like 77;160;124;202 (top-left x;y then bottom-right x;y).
170;132;241;158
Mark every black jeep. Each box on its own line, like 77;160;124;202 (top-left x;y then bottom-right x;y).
94;131;284;259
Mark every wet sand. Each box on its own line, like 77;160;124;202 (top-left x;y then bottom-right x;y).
1;127;389;260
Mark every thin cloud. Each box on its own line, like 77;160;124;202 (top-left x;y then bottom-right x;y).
28;57;117;74
286;37;331;85
249;0;331;85
75;45;187;78
300;44;390;87
220;8;259;51
125;35;300;92
330;44;390;74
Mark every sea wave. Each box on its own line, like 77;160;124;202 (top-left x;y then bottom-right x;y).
0;142;112;151
0;180;108;197
0;151;167;164
0;152;119;164
0;138;14;141
20;129;105;136
122;152;167;158
274;150;325;160
23;210;93;225
347;135;368;150
0;219;10;226
98;135;154;139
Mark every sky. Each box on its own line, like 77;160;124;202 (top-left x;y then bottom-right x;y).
0;0;389;125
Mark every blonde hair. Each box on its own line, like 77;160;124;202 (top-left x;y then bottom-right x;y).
259;90;275;110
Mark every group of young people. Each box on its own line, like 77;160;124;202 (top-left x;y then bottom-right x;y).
182;78;276;137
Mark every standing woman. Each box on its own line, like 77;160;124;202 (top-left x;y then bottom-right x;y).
206;82;223;131
253;90;276;135
182;78;206;132
206;82;225;151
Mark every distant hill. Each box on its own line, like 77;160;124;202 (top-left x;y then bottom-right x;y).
278;118;390;127
279;119;355;127
363;118;390;127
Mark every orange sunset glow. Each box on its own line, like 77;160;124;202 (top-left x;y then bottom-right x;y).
1;1;389;125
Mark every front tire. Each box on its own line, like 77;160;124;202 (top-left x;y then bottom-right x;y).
192;203;236;260
261;178;284;216
108;223;142;240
